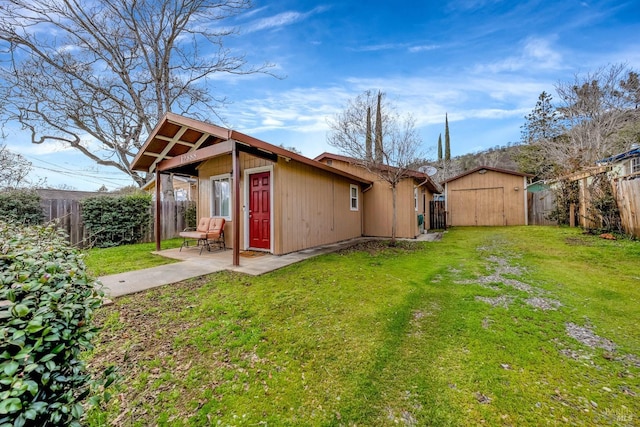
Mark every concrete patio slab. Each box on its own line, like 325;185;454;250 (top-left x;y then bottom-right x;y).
99;233;443;298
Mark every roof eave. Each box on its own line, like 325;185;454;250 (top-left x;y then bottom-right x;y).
131;115;372;185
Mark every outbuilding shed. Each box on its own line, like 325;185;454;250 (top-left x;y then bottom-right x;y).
443;166;531;226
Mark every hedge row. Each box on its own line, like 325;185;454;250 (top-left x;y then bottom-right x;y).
0;191;43;225
81;194;152;248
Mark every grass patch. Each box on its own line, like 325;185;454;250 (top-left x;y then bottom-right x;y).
84;238;183;276
88;227;640;426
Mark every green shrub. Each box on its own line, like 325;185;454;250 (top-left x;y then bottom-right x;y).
0;220;112;426
183;202;197;229
0;190;43;225
81;194;152;248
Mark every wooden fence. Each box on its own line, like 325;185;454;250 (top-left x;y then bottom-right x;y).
612;178;640;238
527;190;558;226
40;199;194;248
429;201;446;229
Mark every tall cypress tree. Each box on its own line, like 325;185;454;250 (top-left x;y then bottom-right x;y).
444;113;451;161
437;133;443;161
374;91;383;163
365;106;372;161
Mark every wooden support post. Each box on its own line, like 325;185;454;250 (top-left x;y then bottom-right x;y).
569;203;576;228
155;174;162;251
232;143;240;266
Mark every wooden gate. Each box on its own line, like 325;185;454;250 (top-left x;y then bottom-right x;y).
429;201;446;230
528;190;557;225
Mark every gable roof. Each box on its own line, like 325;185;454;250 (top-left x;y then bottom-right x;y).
314;152;443;193
443;166;533;184
131;113;372;185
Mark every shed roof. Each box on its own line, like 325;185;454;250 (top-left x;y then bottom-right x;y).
131;113;372;185
442;166;533;184
314;152;443;193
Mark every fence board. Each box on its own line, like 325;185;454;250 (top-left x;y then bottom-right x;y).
40;199;194;248
614;178;640;238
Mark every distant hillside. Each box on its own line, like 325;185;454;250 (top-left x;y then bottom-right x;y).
417;143;523;183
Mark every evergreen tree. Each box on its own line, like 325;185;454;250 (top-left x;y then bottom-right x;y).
375;91;383;163
366;106;373;161
444;113;451;161
521;91;559;144
437;134;443;161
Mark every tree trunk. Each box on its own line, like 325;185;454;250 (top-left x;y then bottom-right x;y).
391;183;397;245
160;173;175;202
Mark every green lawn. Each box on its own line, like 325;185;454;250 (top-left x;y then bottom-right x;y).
87;227;640;426
83;238;184;276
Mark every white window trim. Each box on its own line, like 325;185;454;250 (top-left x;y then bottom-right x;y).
350;184;359;211
210;173;232;220
414;187;419;212
631;157;640;174
243;165;275;253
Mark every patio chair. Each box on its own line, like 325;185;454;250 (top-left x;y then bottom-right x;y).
179;217;225;254
205;217;226;252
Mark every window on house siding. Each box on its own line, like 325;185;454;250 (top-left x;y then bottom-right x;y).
211;174;231;219
414;188;419;211
632;157;640;174
350;184;359;211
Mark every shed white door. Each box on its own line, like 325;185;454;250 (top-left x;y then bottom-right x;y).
450;187;505;226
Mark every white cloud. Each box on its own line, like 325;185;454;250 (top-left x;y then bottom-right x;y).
408;44;440;53
349;43;405;52
244;6;328;33
222;70;544;151
473;36;564;74
6;140;72;156
262;117;284;126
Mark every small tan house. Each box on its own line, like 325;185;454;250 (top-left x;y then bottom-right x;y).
444;166;531;226
315;153;443;238
131;113;372;265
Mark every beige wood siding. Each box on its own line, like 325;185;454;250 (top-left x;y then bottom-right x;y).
198;153;274;249
197;153;362;254
319;159;422;238
446;170;526;226
276;160;362;254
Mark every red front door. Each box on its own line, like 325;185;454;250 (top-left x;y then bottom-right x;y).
249;171;271;250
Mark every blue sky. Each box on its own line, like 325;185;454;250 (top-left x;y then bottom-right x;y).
7;0;640;191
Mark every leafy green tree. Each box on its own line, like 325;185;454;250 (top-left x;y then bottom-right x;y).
437;134;443;161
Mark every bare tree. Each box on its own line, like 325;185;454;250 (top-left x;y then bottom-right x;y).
552;64;640;172
327;90;423;242
0;0;273;195
0;144;33;189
